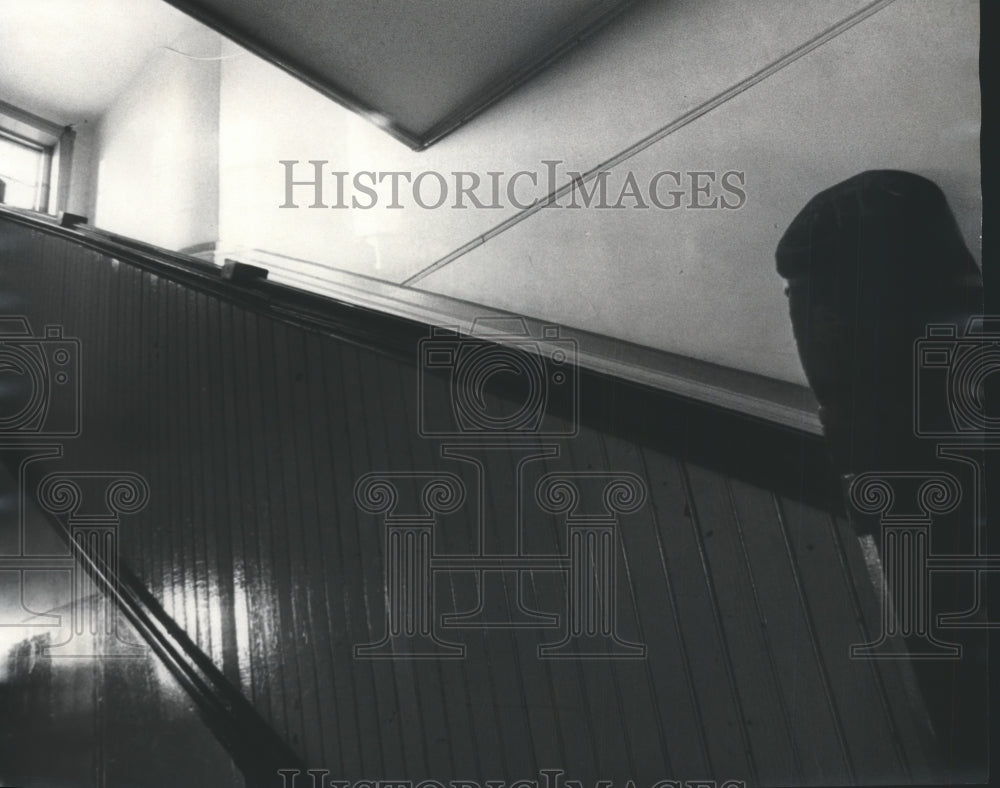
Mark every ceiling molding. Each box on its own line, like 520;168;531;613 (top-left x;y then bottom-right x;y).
242;246;822;434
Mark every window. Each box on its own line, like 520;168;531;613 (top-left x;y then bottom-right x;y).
0;130;52;212
0;100;68;215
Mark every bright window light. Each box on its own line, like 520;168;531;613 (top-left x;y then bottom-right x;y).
0;131;52;212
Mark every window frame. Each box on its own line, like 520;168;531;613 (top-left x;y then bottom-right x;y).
0;127;54;213
0;99;71;216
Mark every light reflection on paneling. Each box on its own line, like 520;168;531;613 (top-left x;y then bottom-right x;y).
0;216;950;785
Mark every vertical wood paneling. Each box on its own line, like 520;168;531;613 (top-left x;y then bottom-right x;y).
0;216;944;786
640;450;755;780
625;448;712;779
560;428;641;783
599;435;674;785
217;296;252;694
683;464;799;785
321;338;384;778
776;496;911;781
242;306;287;737
343;344;400;777
282;323;332;768
408;365;490;780
823;508;940;776
725;478;852;785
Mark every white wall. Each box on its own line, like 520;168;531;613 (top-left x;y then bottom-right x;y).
93;26;221;252
216;0;979;384
66;120;96;217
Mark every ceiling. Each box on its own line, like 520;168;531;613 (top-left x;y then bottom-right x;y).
0;0;204;126
163;0;635;148
1;0;635;146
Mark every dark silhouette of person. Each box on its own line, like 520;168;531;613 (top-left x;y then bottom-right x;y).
776;170;986;777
